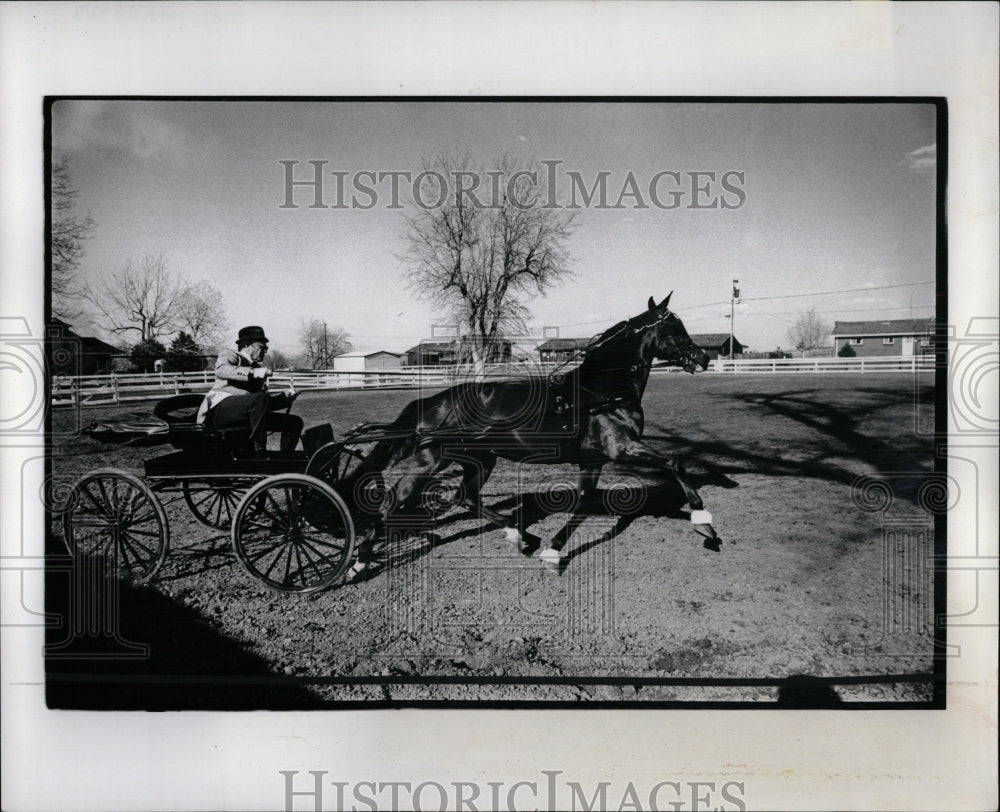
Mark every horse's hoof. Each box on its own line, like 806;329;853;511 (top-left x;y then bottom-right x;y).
504;528;539;557
540;548;566;574
690;508;719;541
702;537;722;552
343;561;370;584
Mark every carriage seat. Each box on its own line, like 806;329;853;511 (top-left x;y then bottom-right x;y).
153;393;254;455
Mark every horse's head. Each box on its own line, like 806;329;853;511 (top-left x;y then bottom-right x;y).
643;293;711;373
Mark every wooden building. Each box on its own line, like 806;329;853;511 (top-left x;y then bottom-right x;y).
831;319;935;357
688;333;745;360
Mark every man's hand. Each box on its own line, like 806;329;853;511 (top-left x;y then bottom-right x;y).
251;366;273;380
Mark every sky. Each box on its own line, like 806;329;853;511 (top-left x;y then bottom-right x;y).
52;100;938;355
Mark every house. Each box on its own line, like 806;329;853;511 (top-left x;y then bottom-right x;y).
46;319;124;375
404;339;513;367
831;319;935;358
332;350;402;372
688;333;745;360
404;341;457;367
537;337;593;363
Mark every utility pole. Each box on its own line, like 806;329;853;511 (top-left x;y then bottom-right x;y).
730;279;740;360
322;321;329;368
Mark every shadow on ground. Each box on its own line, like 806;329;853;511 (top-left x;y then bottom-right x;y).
645;385;937;505
45;559;324;710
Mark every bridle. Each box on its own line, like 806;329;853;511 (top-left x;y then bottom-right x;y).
547;307;704;418
557;306;702;377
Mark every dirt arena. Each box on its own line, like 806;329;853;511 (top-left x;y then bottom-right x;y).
46;372;941;707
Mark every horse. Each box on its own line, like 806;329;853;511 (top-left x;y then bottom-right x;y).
346;293;717;580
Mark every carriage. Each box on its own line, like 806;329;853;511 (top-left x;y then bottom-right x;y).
59;393;395;594
60;294;721;594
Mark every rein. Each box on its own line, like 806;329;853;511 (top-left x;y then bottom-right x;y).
547;307;702;420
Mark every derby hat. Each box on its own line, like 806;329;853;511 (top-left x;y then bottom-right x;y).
237;325;269;345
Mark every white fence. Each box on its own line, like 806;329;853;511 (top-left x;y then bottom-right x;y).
50;356;937;407
50;364;568;407
711;356;936;373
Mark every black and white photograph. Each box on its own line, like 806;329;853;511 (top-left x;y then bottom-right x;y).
2;4;996;811
44;98;944;708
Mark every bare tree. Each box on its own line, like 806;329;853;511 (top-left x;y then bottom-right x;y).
298;318;352;369
266;347;292;370
51;158;96;321
87;254;181;342
788;307;831;353
402;153;576;371
176;279;229;349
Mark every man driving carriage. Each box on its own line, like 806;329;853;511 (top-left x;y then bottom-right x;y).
196;325;302;457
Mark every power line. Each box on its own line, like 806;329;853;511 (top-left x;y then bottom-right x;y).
739;280;934;303
746;304;935;317
673;280;935;313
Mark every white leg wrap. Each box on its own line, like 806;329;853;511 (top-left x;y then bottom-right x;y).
540;549;565;564
690;510;713;525
503;527;522;544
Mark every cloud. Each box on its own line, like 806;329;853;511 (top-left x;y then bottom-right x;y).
53;100;191;163
900;143;936;175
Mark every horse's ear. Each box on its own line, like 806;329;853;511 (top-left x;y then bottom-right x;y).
648;296;656;311
659;291;673;309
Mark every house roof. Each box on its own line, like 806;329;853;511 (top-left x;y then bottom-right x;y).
335;350;401;358
689;333;741;347
404;341;457;354
537;337;593;352
831;318;934;337
79;336;122;354
48;320;121;353
405;338;514;354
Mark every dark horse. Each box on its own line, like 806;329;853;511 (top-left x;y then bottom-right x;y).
346;293;716;580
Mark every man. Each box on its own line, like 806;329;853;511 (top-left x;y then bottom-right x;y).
196;325;302;457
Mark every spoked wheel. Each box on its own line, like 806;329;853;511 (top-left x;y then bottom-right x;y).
182;481;248;529
61;468;168;581
306;441;388;519
231;474;355;593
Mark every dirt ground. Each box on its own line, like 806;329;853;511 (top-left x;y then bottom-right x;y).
45;373;941;707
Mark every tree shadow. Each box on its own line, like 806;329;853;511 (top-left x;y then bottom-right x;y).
351;383;935;579
644;385;935;505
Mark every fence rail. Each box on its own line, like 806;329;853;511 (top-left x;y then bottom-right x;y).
710;356;936;373
50;356;937;407
50;364;567;407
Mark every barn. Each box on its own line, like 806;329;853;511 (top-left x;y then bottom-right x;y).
404;339;513;367
832;318;935;357
537;337;593;363
46;319;123;375
689;333;745;360
332;350;402;372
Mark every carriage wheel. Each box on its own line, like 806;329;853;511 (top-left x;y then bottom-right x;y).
61;468;168;581
306;441;387;518
182;481;248;529
231;474;355;594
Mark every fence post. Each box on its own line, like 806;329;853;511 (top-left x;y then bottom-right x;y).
111;373;120;404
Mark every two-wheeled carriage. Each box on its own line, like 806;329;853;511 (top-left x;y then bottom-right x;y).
60;393;391;594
